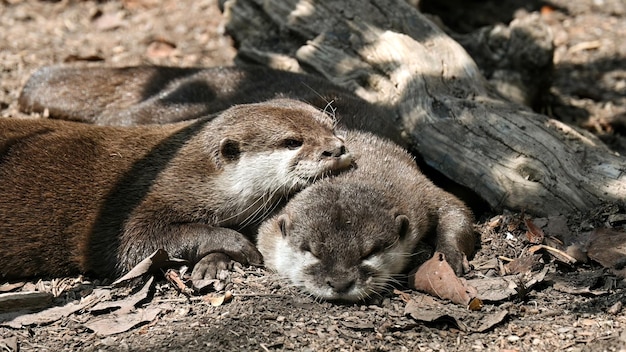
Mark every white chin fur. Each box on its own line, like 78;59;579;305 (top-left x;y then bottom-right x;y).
224;149;301;195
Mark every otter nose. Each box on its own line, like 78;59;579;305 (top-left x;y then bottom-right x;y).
327;277;355;294
322;144;347;158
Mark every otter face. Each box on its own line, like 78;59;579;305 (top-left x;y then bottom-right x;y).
258;182;415;303
212;99;353;225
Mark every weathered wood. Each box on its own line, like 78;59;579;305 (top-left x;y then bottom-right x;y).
222;0;626;216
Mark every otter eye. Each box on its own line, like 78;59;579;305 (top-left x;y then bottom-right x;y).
300;242;319;258
362;244;383;260
283;138;303;150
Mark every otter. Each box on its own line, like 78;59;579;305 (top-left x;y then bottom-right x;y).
0;99;352;281
18;65;401;144
257;130;475;302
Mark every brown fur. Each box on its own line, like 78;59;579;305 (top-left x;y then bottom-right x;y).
18;65;401;144
0;99;352;280
257;130;475;302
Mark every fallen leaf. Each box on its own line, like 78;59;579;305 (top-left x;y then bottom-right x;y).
113;249;187;285
164;269;194;296
0;282;25;293
393;289;413;302
475;310;508;333
1;289;109;328
467;297;484;311
0;291;53;314
524;218;545;244
550;269;613;296
467;267;548;302
90;277;154;315
203;291;233;307
410;252;477;306
504;254;543;275
470;257;499;271
528;244;577;265
84;307;161;336
0;336;18;352
465;277;519;302
404;295;456;324
587;228;626;278
404;294;507;332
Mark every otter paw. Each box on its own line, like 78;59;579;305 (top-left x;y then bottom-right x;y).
439;248;470;276
192;252;233;281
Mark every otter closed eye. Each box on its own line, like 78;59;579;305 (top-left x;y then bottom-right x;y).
283;138;303;149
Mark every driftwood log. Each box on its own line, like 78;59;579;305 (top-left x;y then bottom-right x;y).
221;0;626;217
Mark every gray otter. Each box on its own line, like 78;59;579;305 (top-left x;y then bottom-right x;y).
18;65;400;144
0;99;352;281
257;130;475;302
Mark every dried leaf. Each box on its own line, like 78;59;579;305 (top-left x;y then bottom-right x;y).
467;297;484;311
0;291;53;313
113;249;186;285
90;277;154;315
524;218;545;244
404;295;506;332
465;276;519;302
0;336;18;352
404;295;453;323
410;252;477;306
504;254;543;275
475;310;508;333
203;291;233;307
0;282;25;293
164;269;195;296
1;289;109;328
84;307;161;336
528;244;577;265
393;289;413;302
587;228;626;278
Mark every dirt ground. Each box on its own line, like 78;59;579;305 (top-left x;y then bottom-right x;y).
1;0;626;351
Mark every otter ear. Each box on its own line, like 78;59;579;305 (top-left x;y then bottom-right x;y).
219;138;240;160
277;214;291;238
395;214;410;240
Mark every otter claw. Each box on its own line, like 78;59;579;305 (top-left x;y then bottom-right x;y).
192;252;233;281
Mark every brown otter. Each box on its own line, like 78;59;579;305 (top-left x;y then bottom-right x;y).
257;130;475;302
18;65;401;144
0;99;352;281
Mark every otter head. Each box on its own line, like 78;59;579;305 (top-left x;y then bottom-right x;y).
258;181;418;303
208;98;352;225
216;98;352;184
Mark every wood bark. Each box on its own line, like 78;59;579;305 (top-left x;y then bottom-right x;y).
221;0;626;216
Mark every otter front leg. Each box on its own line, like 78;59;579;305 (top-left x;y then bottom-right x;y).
434;204;476;276
120;224;263;280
